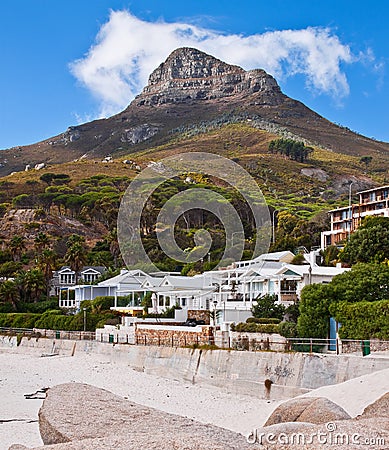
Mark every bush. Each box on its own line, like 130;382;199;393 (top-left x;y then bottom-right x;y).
17;297;60;313
246;317;281;324
232;322;280;333
90;296;115;313
251;294;286;320
0;313;40;328
278;321;298;338
330;299;389;340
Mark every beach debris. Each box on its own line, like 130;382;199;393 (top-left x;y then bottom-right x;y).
24;387;49;400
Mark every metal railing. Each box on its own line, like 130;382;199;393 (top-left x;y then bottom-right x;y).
0;327;95;341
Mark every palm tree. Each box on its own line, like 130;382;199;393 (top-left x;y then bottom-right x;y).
23;269;46;303
0;280;20;310
37;248;57;297
65;242;87;283
9;236;26;262
34;232;50;253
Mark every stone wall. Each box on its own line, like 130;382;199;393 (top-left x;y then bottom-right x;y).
187;309;210;324
135;324;213;347
2;337;389;400
341;339;389;355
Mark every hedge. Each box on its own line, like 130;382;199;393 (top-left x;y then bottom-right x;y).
329;299;389;340
0;313;40;328
0;310;117;331
230;322;280;333
246;317;281;324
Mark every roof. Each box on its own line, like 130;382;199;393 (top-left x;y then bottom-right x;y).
357;185;389;195
97;269;148;287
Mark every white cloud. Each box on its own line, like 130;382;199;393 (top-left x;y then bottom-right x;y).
70;10;360;117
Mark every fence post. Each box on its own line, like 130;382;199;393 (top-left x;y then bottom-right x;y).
310;338;313;353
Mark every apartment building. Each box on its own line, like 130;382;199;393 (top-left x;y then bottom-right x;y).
321;185;389;249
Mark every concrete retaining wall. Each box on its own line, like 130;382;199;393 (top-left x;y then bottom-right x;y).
3;336;389;400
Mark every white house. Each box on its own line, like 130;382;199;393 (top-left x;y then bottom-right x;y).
107;251;348;324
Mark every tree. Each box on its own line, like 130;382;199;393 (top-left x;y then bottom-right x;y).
34;232;50;252
297;263;389;338
340;216;389;264
37;248;57;297
297;284;333;338
0;280;20;310
268;138;313;163
359;156;373;172
22;269;46;303
65;236;87;282
321;245;339;267
251;294;286;320
9;236;26;262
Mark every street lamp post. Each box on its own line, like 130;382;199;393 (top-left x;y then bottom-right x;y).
83;307;87;332
272;209;277;244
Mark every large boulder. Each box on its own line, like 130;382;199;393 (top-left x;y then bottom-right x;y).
24;383;253;450
264;396;350;426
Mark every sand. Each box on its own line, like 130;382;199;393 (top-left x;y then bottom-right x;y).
0;350;281;450
1;348;388;450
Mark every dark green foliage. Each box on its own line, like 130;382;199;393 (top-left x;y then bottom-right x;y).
321;245;339;266
17;297;60;313
330;263;389;303
246;317;281;324
0;313;40;328
278;321;298;338
359;156;373;168
297;284;333;338
285;302;300;322
271;210;325;252
340;217;389;264
40;173;71;185
81;296;115;313
231;322;280;333
251;294;286;320
298;263;389;338
269;138;313;163
0;261;23;277
330;300;389;339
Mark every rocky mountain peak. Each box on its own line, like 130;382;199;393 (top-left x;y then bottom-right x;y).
136;47;282;106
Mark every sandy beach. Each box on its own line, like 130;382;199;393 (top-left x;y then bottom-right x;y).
1;347;388;450
0;350;281;450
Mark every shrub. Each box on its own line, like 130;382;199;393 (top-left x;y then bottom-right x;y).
232;322;280;333
0;313;40;328
330;299;389;340
278;321;298;338
246;317;281;324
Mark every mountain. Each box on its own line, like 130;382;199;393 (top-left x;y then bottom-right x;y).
1;47;388;177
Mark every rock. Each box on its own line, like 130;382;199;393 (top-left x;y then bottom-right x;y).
121;124;160;144
34;383;253;449
361;392;389;418
301;168;328;181
137;47;282;107
34;163;45;170
264;397;350;426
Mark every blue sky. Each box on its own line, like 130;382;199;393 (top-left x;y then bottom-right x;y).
1;0;388;150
